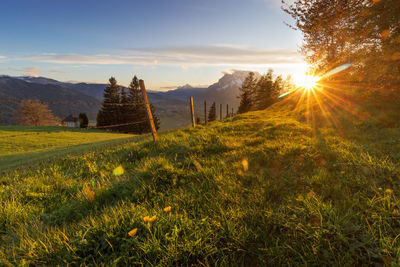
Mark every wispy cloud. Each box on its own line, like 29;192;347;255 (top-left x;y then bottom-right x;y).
23;67;41;77
22;44;303;67
50;69;67;73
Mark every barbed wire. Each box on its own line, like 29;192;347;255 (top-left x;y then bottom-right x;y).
0;99;141;106
90;120;148;129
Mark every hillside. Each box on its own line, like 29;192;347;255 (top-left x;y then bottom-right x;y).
0;95;399;265
0;77;101;124
2;71;252;128
0;126;136;172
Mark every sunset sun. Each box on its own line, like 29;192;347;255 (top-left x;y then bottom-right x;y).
295;75;321;90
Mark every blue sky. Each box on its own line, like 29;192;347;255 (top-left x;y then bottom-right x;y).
0;0;305;90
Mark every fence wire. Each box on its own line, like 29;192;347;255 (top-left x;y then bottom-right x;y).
0;99;140;106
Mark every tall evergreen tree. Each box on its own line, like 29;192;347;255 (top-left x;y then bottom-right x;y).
208;102;217;122
254;69;276;110
237;72;257;114
97;77;121;131
78;113;89;128
125;76;145;133
119;87;130;132
125;75;160;134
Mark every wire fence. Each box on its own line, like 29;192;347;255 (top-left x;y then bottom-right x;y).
0;99;139;106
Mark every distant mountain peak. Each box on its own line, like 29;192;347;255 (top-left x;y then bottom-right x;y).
177;84;194;89
211;70;257;92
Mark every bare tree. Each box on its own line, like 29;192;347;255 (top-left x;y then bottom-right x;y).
14;100;59;126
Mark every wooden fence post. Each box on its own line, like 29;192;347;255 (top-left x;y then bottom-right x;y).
190;96;196;128
204;101;207;125
220;104;222;120
231;108;234;117
139;80;158;143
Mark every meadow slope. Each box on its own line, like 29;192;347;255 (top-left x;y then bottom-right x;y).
0;103;400;265
0;127;136;172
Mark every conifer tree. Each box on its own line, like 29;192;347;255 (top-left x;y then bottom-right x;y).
237;72;257;114
78;113;89;128
119;87;130;132
97;77;121;131
125;75;160;134
125;76;144;133
208;102;217;122
254;69;275;110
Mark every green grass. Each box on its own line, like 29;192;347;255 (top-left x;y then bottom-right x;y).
0;126;136;171
0;100;400;265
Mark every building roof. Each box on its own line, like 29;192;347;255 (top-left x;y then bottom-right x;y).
62;114;78;123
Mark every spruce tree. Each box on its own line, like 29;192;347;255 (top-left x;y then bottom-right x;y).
208;102;217;122
119;87;130;132
97;77;121;131
78;113;89;128
237;72;257;114
254;69;275;110
125;75;160;134
124;76;141;133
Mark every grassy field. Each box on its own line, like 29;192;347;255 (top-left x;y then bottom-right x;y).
0;126;136;172
0;96;400;265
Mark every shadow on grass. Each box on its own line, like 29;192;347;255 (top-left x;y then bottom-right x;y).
0;136;141;172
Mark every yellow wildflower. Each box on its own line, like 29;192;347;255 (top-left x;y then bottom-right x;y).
128;228;138;237
143;216;150;223
385;189;393;194
242;159;248;172
113;165;124;176
83;185;95;201
164;206;172;212
149;215;157;223
192;160;202;170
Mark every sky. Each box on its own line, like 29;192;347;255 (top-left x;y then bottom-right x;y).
0;0;305;90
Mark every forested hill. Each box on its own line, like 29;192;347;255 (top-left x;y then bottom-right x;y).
0;76;101;125
0;71;252;128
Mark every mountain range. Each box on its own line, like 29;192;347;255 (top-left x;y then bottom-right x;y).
0;70;253;129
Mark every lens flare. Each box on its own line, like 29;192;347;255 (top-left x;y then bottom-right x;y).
321;63;353;79
278;63;353;99
295;75;321;90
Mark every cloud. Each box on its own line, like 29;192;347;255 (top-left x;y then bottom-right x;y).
23;44;303;67
159;86;180;90
23;67;41;77
50;69;67;73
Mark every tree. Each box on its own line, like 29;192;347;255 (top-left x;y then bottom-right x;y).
254;70;277;110
123;76;160;134
79;113;89;128
237;72;258;114
208;102;217;122
118;87;130;132
97;77;121;130
282;0;400;92
14;99;59;126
